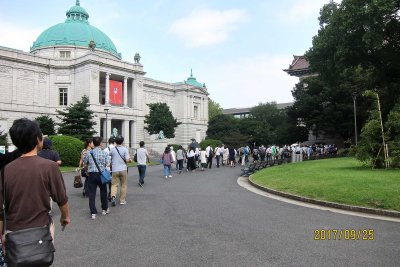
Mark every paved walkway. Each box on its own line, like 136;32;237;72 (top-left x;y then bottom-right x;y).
53;165;400;267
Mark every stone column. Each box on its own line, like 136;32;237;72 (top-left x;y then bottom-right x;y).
123;76;128;107
106;117;112;142
131;121;136;148
122;119;130;146
12;68;17;103
33;73;38;104
105;73;110;105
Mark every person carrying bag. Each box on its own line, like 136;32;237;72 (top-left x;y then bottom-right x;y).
0;118;70;267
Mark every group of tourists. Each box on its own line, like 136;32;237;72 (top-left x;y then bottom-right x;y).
78;136;149;220
160;144;240;178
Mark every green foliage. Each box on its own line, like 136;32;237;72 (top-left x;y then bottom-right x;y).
56;95;96;140
385;102;400;167
35;115;56;136
0;130;7;146
144;103;181;138
199;138;223;150
50;135;83;166
291;0;400;142
208;99;223;120
207;103;305;146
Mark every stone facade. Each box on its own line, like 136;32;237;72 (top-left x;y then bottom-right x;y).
0;45;208;151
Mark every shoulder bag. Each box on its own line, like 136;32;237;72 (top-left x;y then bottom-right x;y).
90;152;112;184
74;169;83;188
1;167;55;267
115;147;128;173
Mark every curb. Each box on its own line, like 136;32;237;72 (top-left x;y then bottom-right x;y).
247;176;400;218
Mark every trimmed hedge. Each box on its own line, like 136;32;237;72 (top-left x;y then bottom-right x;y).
50;135;83;166
199;138;223;150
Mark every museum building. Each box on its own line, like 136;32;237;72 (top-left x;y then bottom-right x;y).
0;1;209;149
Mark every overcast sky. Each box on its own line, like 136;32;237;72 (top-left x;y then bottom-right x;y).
0;0;338;109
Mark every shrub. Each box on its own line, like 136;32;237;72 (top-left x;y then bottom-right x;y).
337;148;350;156
50;135;83;166
199;138;223;150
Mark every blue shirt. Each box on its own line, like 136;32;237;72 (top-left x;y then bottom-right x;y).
84;147;110;173
109;146;130;172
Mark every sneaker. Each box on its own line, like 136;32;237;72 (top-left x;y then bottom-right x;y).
168;175;172;178
138;182;143;187
120;201;126;205
91;214;96;220
111;196;116;207
102;208;110;215
165;176;168;179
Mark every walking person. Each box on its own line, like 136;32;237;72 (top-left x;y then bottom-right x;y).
109;136;131;206
0;118;70;263
200;147;207;171
170;146;176;171
186;146;196;172
136;141;149;186
84;136;110;219
214;144;221;168
228;147;236;167
206;144;213;169
103;137;115;201
162;146;174;179
78;138;93;197
38;137;62;165
176;145;185;174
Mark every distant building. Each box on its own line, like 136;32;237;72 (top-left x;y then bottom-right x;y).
0;1;208;149
223;103;293;118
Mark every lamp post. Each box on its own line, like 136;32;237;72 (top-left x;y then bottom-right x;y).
104;108;109;143
352;93;358;145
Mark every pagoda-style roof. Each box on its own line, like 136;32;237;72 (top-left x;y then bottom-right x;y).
283;55;312;77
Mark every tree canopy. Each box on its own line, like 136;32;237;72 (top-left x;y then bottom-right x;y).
290;0;400;142
35;115;56;136
207;102;307;147
144;102;181;139
56;95;96;140
208;99;223;120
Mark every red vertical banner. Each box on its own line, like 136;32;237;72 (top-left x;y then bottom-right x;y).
109;80;123;105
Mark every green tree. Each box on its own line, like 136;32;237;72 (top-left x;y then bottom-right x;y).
56;95;96;140
144;103;181;138
35;115;56;136
249;102;287;145
208;99;223;120
291;0;400;142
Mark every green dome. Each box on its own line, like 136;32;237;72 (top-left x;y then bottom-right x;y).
30;0;121;59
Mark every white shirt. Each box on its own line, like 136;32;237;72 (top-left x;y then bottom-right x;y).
206;146;212;157
137;147;148;165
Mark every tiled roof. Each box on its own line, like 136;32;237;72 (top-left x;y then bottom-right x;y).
283;55;311;77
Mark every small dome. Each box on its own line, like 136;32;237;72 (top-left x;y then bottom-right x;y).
66;0;89;19
186;69;204;88
30;1;120;59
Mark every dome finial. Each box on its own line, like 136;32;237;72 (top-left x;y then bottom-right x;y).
76;0;80;6
190;68;193;78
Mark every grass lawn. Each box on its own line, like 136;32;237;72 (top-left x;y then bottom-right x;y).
250;157;400;211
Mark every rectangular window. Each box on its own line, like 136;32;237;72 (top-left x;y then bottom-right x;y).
194;106;199;119
60;51;71;58
59;88;68;106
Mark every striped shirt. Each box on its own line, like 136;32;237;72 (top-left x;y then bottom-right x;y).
84;147;110;173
